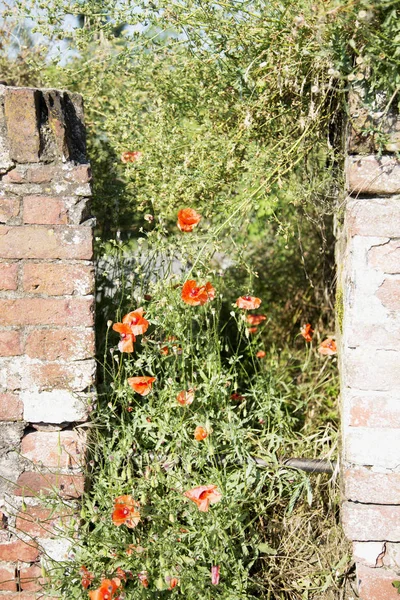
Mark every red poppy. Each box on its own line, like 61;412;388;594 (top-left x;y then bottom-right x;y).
122;308;149;336
236;296;261;310
80;566;94;589
300;323;314;342
183;485;222;512
246;314;266;326
247;327;258;334
230;393;244;401
128;376;156;396
166;576;179;590
88;579;119;600
182;280;215;306
137;571;149;588
112;495;140;528
211;565;220;586
177;208;201;232
256;350;266;358
176;389;195;406
112;322;136;353
194;426;208;441
120;151;142;163
318;338;337;356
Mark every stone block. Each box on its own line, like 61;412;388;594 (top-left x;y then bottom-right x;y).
346;197;400;238
347;155;400;195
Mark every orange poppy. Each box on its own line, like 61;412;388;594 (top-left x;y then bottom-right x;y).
247;327;258;334
256;350;266;358
80;566;94;589
127;376;156;396
236;296;261;310
166;576;179;590
230;392;244;401
137;571;149;588
88;579;119;600
122;308;149;336
194;426;208;441
177;208;201;232
176;389;195;406
246;314;266;326
120;151;142;163
183;484;222;512
300;323;314;342
318;338;337;356
112;495;141;528
112;322;136;353
211;565;220;586
181;280;215;306
115;568;126;582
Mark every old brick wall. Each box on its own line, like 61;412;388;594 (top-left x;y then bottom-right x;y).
339;90;400;599
0;86;94;594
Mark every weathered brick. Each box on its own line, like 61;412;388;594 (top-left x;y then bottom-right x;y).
0;540;39;562
346;155;400;195
4;88;40;163
22;263;94;296
21;389;89;423
349;394;400;428
0;331;22;357
63;165;91;184
15;472;85;499
346;323;400;351
356;563;400;600
25;327;95;361
344;467;400;504
346;197;400;238
2;168;25;184
23;196;67;225
376;278;400;311
0;263;18;291
345;348;400;391
0;198;19;223
0;225;93;260
0;298;94;326
21;360;95;391
19;564;43;592
0;393;23;421
0;564;17;591
353;542;386;568
15;505;72;538
26;165;57;184
342;502;400;541
21;430;86;468
345;427;400;468
368;240;400;274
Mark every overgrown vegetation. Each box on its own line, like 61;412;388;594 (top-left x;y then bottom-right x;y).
2;0;399;597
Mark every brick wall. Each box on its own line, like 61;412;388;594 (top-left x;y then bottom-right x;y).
339;89;400;599
0;86;94;595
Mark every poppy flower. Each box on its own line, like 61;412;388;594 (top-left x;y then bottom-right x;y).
120;151;142;163
128;376;156;396
183;485;222;512
112;495;140;528
230;393;244;401
80;566;94;589
177;208;201;232
122;308;149;336
112;323;136;353
194;426;208;441
300;323;314;342
182;280;215;306
256;350;266;358
236;296;261;310
246;314;266;326
318;338;337;356
247;327;258;334
176;389;194;406
115;568;127;582
88;579;119;600
166;576;179;590
137;571;149;588
211;565;220;586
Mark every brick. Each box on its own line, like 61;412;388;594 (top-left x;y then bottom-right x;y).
2;168;25;184
26;165;57;183
4;88;40;163
353;542;386;568
376;278;400;311
346;323;400;351
0;225;93;260
19;564;43;592
21;389;89;423
345;428;400;468
345;348;400;392
0;564;17;591
368;240;400;274
23;197;67;225
347;197;400;238
342;502;400;541
0;595;41;600
63;165;91;184
21;360;95;391
0;393;23;421
0;331;22;357
21;430;86;468
0;263;18;290
0;298;94;326
0;198;19;223
15;505;72;538
344;467;400;504
15;472;85;499
356;563;400;600
349;395;400;428
346;155;400;195
383;543;400;570
25;327;95;361
22;263;94;296
0;540;39;562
